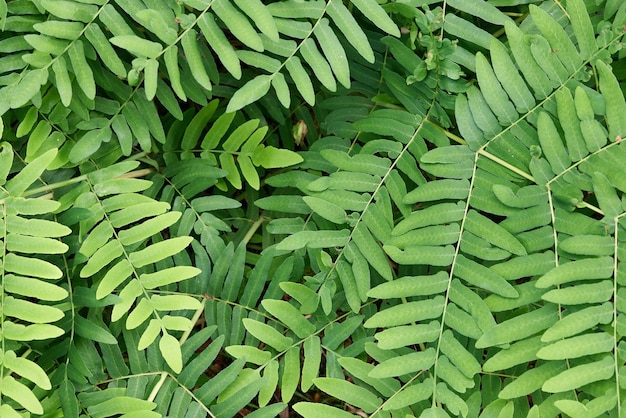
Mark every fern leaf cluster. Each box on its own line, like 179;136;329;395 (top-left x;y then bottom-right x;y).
0;0;625;417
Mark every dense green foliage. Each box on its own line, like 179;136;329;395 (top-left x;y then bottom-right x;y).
1;0;626;416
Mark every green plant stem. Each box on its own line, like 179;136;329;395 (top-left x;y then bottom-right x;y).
241;216;266;247
2;168;154;201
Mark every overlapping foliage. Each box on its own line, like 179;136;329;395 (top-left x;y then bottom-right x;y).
0;0;625;417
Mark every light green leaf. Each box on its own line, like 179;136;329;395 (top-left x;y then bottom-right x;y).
303;196;346;224
542;280;614;305
4;148;56;197
437;355;475;393
275;230;350;251
242;318;293;352
150;294;202;311
384;245;455;267
327;0;374;63
129;236;193;268
85;24;126;78
592;171;622;219
483;336;545;372
537;332;614;360
80;240;124;278
313;378;381;413
258;360;279;407
476;304;558;348
67;40;95;99
3;296;63;323
281;345;300;402
4;197;61;216
555;88;588;163
143;58;159;101
542;302;613;342
543;356;614;393
293;402;357;418
368;271;449;299
2;322;64;341
536;257;614;288
364;296;445;328
440;329;481;378
212;0;263;52
504;21;551;99
110;35;162;59
271;72;290;108
52;56;72;107
163;46;185;100
314;19;350;89
87;396;157;417
489;39;535;113
392;202;465;236
286;56;315;105
529;5;581;73
0;375;43;414
353;223;393;280
234;0;278;41
40;0;97;23
227;75;271;112
261;299;316;338
375;321;440;350
4;275;68;301
447;0;512;25
464;210;526;255
383;381;433;411
69;127;111;163
476;51;518;125
299;38;336;92
339;357;400;398
499;362;566;399
222;119;259;152
159;333;183;373
596;60;626;141
34;20;83;41
4;253;63;279
350;0;400;36
454;255;518;298
566;0;595;59
226;345;271;366
369;347;436;378
181;29;212;91
138;320;161;350
6;234;68;254
140;266;200;290
0;142;12;184
7;69;47;110
404;179;470;203
253;145;303;168
126;298;153;330
301;336;321;391
559;235;614;256
2;351;50;389
336;259;361;314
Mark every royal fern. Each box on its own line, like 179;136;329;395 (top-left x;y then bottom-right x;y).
0;0;625;417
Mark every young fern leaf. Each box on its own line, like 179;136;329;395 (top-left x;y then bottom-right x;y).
0;149;69;415
76;162;202;373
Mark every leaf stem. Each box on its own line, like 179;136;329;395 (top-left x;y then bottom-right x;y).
477;149;535;182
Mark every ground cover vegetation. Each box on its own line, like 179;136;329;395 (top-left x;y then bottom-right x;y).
0;0;625;416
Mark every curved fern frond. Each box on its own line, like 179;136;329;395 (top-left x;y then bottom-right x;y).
0;149;69;416
73;161;203;373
